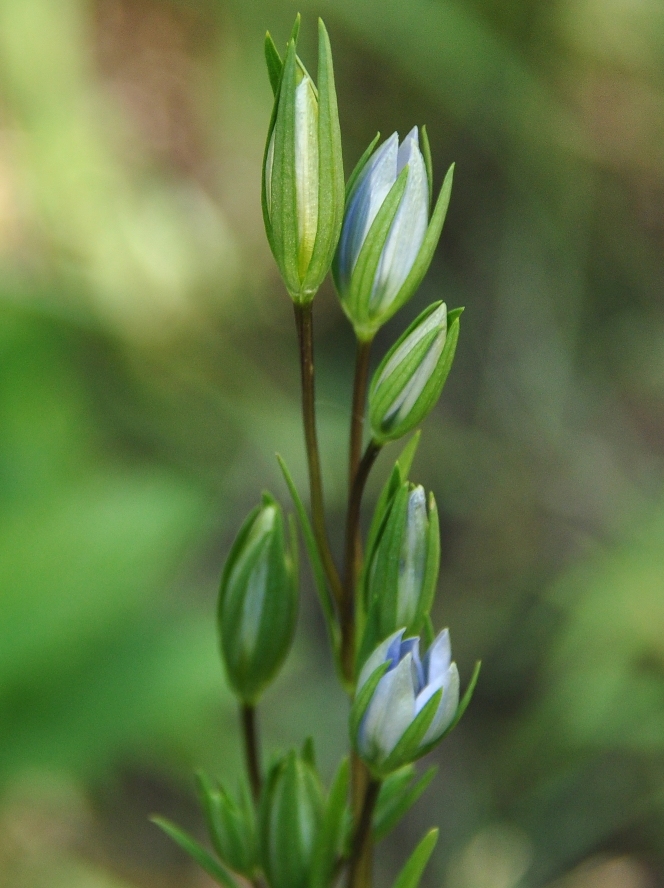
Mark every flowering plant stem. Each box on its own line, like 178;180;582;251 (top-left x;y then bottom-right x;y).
347;775;382;888
241;703;262;803
293;302;345;615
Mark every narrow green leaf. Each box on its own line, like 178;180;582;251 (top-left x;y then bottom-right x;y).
350;661;390;745
374;766;437;842
151;817;239;888
420;126;433;209
345;132;381;200
391;829;439;888
310;757;350;888
302;736;316;767
264;33;282;96
277;455;340;654
414;494;439;631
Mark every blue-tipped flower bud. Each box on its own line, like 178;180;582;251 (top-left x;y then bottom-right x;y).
359;483;440;667
368;301;461;444
351;629;460;776
259;751;324;888
333;128;454;340
262;19;344;303
218;493;298;703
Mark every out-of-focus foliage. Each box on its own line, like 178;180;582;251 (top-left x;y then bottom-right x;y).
0;0;663;887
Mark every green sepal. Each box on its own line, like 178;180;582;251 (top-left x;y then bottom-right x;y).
374;764;437;842
310;757;350;888
301;18;345;298
415;492;440;632
264;32;282;96
422;614;435;648
370;302;462;444
344;132;381;201
151;817;239;888
195;772;256;877
415;660;482;760
420;126;433;210
350;661;390;745
289;13;302;44
343;166;410;341
277;454;340;658
391;828;439;888
269;39;300;297
376;688;442;775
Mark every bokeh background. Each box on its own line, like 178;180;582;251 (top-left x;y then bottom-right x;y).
1;0;663;886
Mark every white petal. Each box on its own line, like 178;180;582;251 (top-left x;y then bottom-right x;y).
357;628;404;692
421;663;459;746
370;129;429;313
294;75;319;278
358;653;417;761
374;302;446;391
424;628;452;683
265;129;275;218
336;133;398;294
380;307;448;430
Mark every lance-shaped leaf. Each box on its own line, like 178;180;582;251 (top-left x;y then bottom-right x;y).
391;828;439;888
374;764;437;841
151;817;239;888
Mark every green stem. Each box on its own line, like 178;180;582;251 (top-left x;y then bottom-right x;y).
341;439;381;680
293;302;344;612
348;339;373;492
240;704;262;803
347;776;381;888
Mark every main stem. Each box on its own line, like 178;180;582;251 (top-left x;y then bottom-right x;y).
294;302;344;614
347;777;381;888
240;704;261;803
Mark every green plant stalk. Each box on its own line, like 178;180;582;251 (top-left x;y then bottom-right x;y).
348;339;373;492
241;703;262;803
341;439;382;680
293;302;345;614
347;776;382;888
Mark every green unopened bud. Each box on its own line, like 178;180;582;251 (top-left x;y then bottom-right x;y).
196;773;257;877
218;493;298;703
262;18;344;303
360;483;440;667
368;302;461;444
259;751;324;888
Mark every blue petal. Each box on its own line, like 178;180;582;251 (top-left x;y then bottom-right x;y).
357;627;405;692
420;662;459;745
336;133;398;294
358;652;417;762
400;636;425;693
422;628;452;684
369;127;428;314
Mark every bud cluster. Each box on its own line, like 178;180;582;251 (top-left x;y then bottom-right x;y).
156;16;480;888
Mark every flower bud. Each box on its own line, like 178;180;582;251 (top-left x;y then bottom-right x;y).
259;751;324;888
359;483;440;666
351;629;460;776
368;301;461;444
333;128;454;340
218;493;298;703
196;773;256;877
262;19;344;303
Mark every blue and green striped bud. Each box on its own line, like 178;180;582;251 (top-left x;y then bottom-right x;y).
218;493;298;703
369;302;461;444
259;751;324;888
262;18;344;303
333;128;454;341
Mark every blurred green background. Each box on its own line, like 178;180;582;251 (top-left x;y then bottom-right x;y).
1;0;663;886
